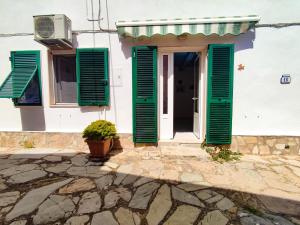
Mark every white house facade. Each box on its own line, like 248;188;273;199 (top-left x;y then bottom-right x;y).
0;0;299;154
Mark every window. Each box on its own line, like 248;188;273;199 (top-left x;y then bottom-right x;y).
0;51;42;106
53;54;77;104
50;48;109;106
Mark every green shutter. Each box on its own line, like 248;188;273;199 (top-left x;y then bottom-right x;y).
0;51;40;99
132;46;157;143
76;48;109;106
206;44;234;144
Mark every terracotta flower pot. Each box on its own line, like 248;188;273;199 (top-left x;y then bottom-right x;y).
86;139;112;158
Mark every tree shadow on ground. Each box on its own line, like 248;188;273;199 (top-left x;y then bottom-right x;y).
0;149;299;225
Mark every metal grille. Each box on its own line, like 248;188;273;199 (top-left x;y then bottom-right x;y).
35;16;55;38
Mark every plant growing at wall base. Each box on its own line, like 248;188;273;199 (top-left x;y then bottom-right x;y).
23;139;35;148
201;139;242;163
83;120;117;160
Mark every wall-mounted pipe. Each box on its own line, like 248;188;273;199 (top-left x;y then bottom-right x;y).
85;0;97;21
85;0;117;32
98;0;117;32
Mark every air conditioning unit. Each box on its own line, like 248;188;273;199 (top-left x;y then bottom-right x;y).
33;14;72;49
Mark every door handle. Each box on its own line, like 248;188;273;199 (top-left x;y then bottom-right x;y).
192;97;198;100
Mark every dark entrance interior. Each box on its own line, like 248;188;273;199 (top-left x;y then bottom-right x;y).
174;52;199;133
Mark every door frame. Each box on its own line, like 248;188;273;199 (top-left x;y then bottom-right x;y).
158;52;174;140
193;52;201;138
157;46;207;142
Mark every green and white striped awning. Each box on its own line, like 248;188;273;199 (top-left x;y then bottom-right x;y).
116;15;260;38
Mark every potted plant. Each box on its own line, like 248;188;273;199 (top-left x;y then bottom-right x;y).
83;120;117;159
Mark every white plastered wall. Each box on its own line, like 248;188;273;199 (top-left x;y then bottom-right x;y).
0;0;299;136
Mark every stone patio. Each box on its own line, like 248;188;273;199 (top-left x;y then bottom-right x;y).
0;146;300;225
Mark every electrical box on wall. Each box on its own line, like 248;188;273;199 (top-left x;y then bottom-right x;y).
33;14;73;50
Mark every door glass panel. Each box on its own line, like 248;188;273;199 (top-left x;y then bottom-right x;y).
163;55;168;114
194;55;199;113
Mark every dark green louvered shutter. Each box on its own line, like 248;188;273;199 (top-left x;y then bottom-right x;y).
0;51;41;105
206;44;234;144
132;46;157;143
76;48;109;106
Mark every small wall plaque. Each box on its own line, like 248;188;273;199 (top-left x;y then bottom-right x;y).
280;74;291;84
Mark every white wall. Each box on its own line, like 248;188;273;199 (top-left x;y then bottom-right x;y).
233;26;300;136
0;0;299;136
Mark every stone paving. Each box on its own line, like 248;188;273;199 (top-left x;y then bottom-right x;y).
0;146;300;225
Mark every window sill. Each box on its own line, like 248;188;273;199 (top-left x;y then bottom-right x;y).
14;105;43;108
49;103;79;108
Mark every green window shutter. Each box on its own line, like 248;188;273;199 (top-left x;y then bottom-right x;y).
0;51;41;104
76;48;109;106
206;44;234;144
132;46;157;143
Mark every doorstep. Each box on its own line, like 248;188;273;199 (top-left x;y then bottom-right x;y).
159;132;202;148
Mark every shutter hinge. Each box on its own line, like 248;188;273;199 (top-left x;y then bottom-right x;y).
133;50;136;58
9;57;12;61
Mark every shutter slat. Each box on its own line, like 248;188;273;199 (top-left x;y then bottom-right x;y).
76;48;109;106
133;46;157;143
206;44;234;144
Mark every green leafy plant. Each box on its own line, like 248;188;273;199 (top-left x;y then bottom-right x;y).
83;120;117;141
201;139;241;163
210;146;241;162
23;140;35;148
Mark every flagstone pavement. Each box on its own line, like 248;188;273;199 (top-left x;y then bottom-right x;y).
0;145;300;225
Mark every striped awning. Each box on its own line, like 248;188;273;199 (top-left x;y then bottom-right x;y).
116;15;260;38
